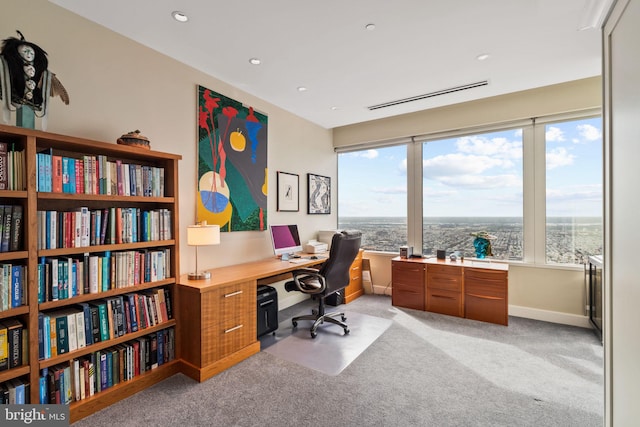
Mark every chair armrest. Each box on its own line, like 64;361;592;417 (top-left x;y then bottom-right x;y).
289;268;326;294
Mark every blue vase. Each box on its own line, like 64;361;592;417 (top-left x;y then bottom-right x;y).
473;237;490;259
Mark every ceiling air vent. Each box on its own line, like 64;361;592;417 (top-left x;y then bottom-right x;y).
367;80;489;111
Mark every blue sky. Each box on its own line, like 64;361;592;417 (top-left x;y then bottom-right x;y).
338;117;602;217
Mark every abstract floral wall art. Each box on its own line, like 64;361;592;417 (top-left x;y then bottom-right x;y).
197;85;268;231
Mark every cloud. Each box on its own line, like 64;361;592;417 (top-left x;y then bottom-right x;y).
437;174;521;189
546;126;565;142
424;153;509;176
455;135;522;160
577;124;602;142
347;149;379;159
546;147;575;169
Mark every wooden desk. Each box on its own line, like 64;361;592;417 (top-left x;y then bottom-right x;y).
391;257;509;325
177;257;324;382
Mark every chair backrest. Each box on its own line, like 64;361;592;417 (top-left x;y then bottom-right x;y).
318;230;362;295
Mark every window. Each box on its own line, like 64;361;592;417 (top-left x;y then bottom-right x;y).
338;145;407;251
336;111;602;267
545;117;602;264
421;129;523;260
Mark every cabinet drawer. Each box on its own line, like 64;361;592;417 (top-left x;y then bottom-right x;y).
426;288;463;317
427;271;462;292
202;316;256;364
465;293;508;325
392;263;424;287
465;268;507;297
202;281;256;327
392;283;425;310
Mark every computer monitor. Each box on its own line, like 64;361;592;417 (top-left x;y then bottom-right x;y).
269;224;302;257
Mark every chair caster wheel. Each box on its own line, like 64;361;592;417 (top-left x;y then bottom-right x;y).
341;315;347;321
311;331;317;339
292;320;298;327
344;328;350;335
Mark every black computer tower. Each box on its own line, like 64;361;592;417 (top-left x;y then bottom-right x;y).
257;285;278;338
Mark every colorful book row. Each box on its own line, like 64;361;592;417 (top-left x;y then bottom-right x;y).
0;378;30;404
0;264;26;312
0;142;26;192
36;207;172;250
39;328;175;405
37;249;170;303
36;150;165;197
39;287;173;360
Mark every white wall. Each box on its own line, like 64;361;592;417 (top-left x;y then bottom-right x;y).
2;0;338;284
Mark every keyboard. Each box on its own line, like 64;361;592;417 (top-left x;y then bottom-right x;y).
288;258;308;264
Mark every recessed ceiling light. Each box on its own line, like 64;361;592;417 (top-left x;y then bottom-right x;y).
249;58;261;65
476;53;490;61
172;11;188;22
331;106;339;111
365;23;376;31
297;86;307;92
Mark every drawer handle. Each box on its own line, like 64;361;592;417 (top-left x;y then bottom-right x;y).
467;293;503;300
225;324;244;333
224;290;243;298
259;299;275;307
432;294;456;300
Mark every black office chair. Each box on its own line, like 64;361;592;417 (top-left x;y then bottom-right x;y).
284;230;362;338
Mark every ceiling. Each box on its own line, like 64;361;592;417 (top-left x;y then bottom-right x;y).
50;0;608;129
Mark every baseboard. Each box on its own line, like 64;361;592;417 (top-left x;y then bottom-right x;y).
509;304;591;328
372;284;392;296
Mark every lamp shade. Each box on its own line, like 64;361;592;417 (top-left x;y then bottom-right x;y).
187;223;220;246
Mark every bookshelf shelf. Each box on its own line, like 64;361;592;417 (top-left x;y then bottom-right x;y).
0;251;28;262
0;123;181;418
39;319;177;369
0;366;30;384
38;278;175;310
38;240;176;257
0;305;30;320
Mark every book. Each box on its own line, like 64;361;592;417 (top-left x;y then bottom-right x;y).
9;204;23;252
52;155;63;193
3;318;23;368
0;142;8;190
1;204;12;252
0;322;7;371
10;264;23;308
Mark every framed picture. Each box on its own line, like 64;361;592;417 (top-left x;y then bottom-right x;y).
277;171;299;211
308;173;331;214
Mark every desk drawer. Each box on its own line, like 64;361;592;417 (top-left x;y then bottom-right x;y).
426;288;463;317
202;308;256;364
392;262;424;288
202;281;256;327
465;268;507;297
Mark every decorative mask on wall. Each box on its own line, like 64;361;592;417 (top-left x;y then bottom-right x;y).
0;30;69;126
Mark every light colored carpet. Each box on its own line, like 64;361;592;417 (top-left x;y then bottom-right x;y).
263;311;392;375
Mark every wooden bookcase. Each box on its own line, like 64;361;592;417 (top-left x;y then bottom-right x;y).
0;124;181;422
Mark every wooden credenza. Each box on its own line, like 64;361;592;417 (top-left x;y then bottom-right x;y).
391;257;509;325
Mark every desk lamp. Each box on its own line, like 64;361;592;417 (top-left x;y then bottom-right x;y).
187;221;220;280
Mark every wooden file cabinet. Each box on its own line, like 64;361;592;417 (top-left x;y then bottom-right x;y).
391;257;509;325
391;260;426;310
179;279;260;382
464;267;508;326
426;263;464;317
343;249;364;303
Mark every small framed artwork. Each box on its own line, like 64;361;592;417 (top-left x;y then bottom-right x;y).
277;171;299;211
308;173;331;214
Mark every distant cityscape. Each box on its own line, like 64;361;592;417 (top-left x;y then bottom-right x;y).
338;217;602;265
